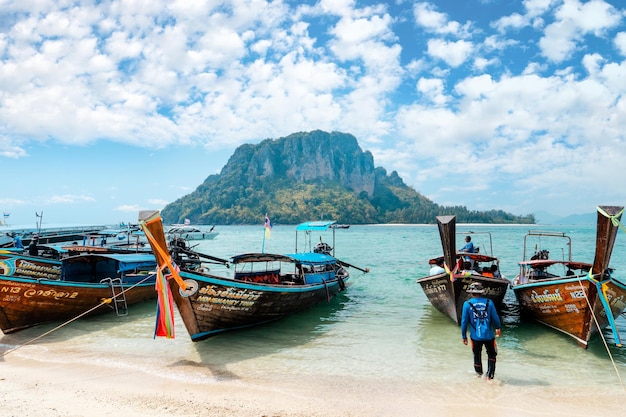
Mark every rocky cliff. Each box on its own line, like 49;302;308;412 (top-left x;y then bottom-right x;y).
160;130;535;225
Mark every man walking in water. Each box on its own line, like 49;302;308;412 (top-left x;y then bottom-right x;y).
461;282;501;380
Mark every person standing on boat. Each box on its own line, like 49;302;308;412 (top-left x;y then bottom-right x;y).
13;234;24;249
461;282;501;380
28;235;39;256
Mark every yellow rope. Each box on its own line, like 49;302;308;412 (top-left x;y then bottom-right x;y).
1;274;154;357
597;206;626;232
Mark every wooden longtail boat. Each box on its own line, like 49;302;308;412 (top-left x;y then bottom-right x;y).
416;215;510;324
511;205;626;348
0;253;157;334
138;210;368;341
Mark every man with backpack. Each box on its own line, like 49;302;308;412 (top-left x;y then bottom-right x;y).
461;282;502;380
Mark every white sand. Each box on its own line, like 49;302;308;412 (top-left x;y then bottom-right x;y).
1;353;624;417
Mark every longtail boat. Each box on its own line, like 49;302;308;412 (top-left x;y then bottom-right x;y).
416;215;510;324
0;253;157;333
511;205;626;348
138;210;369;341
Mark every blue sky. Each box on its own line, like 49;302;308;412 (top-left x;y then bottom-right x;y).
1;0;625;226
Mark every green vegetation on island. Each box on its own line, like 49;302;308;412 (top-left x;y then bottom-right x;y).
161;131;535;225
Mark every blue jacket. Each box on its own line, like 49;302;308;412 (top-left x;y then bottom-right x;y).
461;297;501;341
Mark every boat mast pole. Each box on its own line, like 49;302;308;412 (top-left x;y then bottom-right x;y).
36;211;43;234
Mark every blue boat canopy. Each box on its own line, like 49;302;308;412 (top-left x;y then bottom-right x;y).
295;221;336;231
232;252;335;265
286;252;336;264
63;253;156;272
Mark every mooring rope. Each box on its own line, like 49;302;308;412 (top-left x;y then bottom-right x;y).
578;206;626;391
577;275;626;392
1;274;154;357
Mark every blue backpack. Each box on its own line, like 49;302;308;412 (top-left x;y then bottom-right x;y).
469;299;491;339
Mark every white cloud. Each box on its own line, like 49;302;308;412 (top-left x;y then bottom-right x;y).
0;141;28;158
393;59;626;215
615;32;626;56
426;38;473;67
540;0;622;62
416;77;447;105
46;194;97;204
413;2;471;37
115;204;145;213
1;0;626;220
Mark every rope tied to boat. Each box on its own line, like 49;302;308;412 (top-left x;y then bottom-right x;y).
0;274;154;357
575;273;626;392
597;206;626;232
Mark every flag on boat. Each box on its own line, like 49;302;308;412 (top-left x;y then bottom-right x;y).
154;263;179;339
264;214;272;239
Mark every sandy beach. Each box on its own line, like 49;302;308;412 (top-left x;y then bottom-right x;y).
2;351;624;417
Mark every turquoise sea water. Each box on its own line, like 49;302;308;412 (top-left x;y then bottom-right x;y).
3;223;626;407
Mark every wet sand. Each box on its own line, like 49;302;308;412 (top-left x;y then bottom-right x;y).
1;353;623;417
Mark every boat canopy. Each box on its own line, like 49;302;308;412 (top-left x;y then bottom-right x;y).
429;253;498;264
286;252;336;264
232;252;335;265
63;253;156;272
295;221;336;231
519;259;592;270
232;253;295;264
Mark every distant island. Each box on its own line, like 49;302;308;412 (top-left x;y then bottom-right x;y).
161;130;535;225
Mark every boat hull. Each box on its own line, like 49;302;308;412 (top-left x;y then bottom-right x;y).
170;272;347;341
511;206;625;348
417;273;509;324
513;276;626;347
0;276;156;333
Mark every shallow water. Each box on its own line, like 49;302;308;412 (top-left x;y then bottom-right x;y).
2;223;626;401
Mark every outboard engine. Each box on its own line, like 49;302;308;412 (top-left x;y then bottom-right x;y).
314;241;333;255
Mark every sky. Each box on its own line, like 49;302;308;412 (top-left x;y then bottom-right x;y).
1;0;626;227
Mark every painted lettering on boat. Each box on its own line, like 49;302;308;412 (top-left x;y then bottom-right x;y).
195;285;262;311
23;288;79;299
531;289;563;303
15;260;61;279
0;285;22;294
565;284;584;291
564;303;579;313
569;290;585;299
609;295;626;311
422;279;448;295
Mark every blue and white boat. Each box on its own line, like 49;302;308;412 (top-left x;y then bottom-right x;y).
139;211;368;341
0;252;157;334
